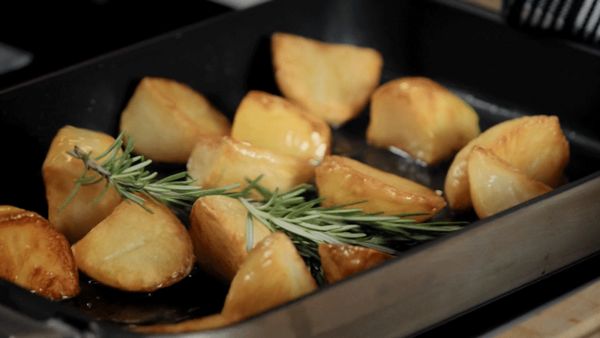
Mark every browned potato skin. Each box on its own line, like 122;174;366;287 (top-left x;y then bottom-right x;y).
319;243;392;284
43;125;122;243
222;232;317;321
189;196;271;282
445;115;569;211
272;32;383;126
187;136;314;195
316;155;446;222
0;206;79;300
367;77;480;164
133;314;232;334
231;90;331;165
72;199;194;292
468;147;552;218
120;77;230;163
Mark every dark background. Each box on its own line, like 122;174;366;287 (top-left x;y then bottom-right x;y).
0;0;230;90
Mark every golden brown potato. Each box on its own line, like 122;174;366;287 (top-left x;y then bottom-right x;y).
43;125;122;243
231;90;331;165
319;243;392;284
134;314;232;334
187;136;314;194
72;199;194;292
120;77;230;163
468;147;552;218
189;195;271;282
445;115;569;211
367;77;480;164
222;232;317;321
272;32;383;126
0;206;79;300
315;155;446;222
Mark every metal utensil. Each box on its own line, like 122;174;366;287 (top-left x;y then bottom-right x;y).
504;0;600;43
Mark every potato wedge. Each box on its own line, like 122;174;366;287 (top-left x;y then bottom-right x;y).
468;147;552;218
137;233;316;333
72;199;194;292
120;77;230;163
367;77;480;164
222;232;317;321
319;243;392;284
0;206;79;300
189;195;271;282
272;32;383;126
187;136;314;194
315;155;446;221
231;90;331;165
445;115;569;211
134;314;232;334
43;125;122;243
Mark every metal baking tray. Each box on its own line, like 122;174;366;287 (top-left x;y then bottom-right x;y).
1;0;600;336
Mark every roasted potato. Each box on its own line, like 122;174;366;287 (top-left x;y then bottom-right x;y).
367;77;480;164
445;115;569;211
319;243;392;284
189;195;271;282
468;147;552;218
43;125;122;243
0;206;79;300
231;90;331;165
72;198;194;292
187;136;314;194
222;232;317;321
120;77;230;163
272;32;383;126
134;314;232;334
136;233;316;334
315;155;446;221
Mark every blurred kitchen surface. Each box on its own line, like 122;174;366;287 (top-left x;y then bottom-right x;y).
486;276;600;337
466;0;502;11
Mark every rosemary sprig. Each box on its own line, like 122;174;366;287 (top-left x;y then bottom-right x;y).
239;182;464;280
64;134;466;283
62;133;241;211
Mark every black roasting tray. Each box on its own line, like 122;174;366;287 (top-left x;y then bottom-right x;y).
1;0;600;336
